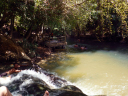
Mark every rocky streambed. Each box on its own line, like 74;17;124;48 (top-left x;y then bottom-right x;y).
0;34;87;96
0;62;87;96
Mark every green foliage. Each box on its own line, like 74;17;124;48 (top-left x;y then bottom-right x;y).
65;0;128;36
0;0;128;39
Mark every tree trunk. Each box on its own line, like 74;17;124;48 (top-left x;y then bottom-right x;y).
76;24;80;38
31;24;42;43
24;25;32;40
97;0;103;36
31;30;39;44
10;16;14;38
0;12;11;28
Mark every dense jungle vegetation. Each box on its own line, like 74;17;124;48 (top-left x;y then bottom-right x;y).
0;0;128;43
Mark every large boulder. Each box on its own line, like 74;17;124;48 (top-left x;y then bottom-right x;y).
6;73;87;96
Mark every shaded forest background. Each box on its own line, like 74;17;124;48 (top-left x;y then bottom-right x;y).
1;0;128;41
0;0;128;61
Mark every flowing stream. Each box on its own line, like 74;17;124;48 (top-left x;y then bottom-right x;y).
0;69;70;96
1;39;128;96
42;40;128;96
61;51;128;95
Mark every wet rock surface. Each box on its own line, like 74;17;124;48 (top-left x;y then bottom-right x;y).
9;74;86;96
0;63;87;96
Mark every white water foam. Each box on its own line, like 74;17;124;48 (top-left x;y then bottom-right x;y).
0;70;58;89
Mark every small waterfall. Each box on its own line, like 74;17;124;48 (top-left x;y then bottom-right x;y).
0;69;70;96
